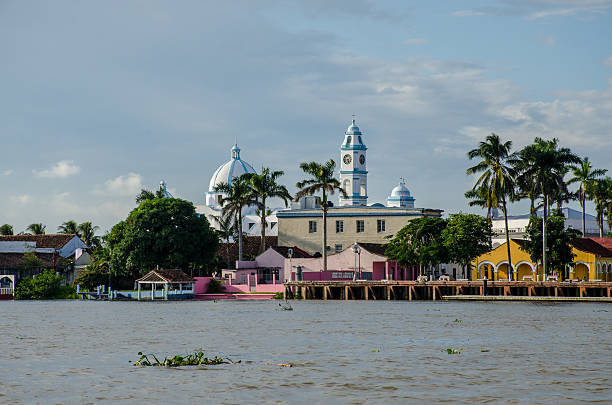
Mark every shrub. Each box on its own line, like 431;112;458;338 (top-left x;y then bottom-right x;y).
207;277;225;293
15;270;71;300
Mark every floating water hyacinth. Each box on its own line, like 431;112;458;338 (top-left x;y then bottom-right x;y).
446;348;461;354
132;351;239;367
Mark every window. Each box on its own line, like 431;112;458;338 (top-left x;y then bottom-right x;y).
335;244;343;253
336;220;344;233
248;222;255;230
270;222;277;229
309;221;317;233
377;219;386;233
356;220;365;233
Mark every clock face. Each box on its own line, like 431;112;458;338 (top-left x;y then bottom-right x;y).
359;154;365;164
343;154;352;164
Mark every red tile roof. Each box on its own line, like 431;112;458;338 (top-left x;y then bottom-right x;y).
589;237;612;250
0;234;77;249
571;238;612;257
0;252;63;269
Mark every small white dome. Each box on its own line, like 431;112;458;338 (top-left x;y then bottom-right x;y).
390;183;411;197
346;119;362;135
207;144;257;198
387;180;415;208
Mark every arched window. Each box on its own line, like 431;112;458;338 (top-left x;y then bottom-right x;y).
360;179;366;196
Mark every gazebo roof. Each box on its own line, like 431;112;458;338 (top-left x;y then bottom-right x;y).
136;269;195;283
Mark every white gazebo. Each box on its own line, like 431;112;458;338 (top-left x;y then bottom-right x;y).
135;269;195;300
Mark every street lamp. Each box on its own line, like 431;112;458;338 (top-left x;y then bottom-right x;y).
352;243;361;280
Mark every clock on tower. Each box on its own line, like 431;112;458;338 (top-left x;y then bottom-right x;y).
339;118;368;206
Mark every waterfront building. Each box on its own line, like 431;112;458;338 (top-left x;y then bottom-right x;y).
491;207;610;246
277;118;443;256
0;234;90;282
473;237;612;282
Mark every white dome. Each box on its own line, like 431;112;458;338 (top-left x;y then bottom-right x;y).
345;119;362;135
206;144;256;206
387;180;415;208
390;183;411;197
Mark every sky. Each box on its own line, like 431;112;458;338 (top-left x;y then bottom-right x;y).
1;0;611;235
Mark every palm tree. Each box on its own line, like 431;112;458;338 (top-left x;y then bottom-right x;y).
465;186;498;220
467;133;519;280
0;224;14;235
518;138;579;278
26;223;46;235
567;157;607;236
77;222;100;247
295;160;348;272
591;177;612;237
244;168;292;253
135;186;165;204
214;175;257;261
211;213;238;268
58;220;79;235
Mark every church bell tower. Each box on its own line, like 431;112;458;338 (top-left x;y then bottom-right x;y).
339;118;368;206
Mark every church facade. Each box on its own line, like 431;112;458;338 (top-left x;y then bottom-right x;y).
277;118;443;256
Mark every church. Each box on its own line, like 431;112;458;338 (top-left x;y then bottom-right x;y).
276;118;442;255
196;118;442;255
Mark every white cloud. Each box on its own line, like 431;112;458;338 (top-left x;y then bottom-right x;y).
96;173;144;197
403;38;427;45
1;169;13;176
34;160;80;178
10;194;31;204
604;55;612;66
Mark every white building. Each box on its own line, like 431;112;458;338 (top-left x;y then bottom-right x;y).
339;119;368;206
491;207;610;246
196;144;280;237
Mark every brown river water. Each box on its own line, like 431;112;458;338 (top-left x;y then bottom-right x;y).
1;300;611;404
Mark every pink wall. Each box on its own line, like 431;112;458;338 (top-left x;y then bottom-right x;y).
194;276;283;294
194;277;213;294
372;262;386;280
302;271;355;281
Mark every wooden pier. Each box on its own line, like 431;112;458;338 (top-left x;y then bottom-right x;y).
283;280;612;302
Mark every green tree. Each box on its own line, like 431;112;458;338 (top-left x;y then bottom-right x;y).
58;220;79;235
244;168;292;253
107;198;218;279
442;213;493;279
135;187;165;204
75;247;110;290
19;251;45;272
591;177;612;237
295;160;348;272
385;217;449;277
466;133;519;280
521;215;581;279
213;175;257;261
211;213;238;269
14;269;75;300
77;221;100;248
567;157;607;235
517;138;579;278
26;223;46;235
0;224;14;235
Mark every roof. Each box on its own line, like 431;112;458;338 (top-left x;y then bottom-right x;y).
0;234;77;249
136;269;195;283
207;144;256;193
270;246;312;258
0;252;64;269
590;237;612;250
356;243;388;257
572;238;612;257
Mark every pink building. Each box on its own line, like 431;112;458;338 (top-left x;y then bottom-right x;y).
285;243;418;281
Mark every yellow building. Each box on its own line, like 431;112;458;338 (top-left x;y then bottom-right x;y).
472;238;612;282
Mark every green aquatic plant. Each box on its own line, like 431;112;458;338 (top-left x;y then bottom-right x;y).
446;348;461;355
132;351;238;367
480;349;490;352
453;319;462;323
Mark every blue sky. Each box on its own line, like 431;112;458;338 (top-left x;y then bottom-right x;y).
1;0;611;234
